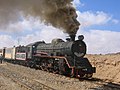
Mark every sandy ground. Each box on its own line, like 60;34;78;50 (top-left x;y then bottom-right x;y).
86;53;120;84
0;53;120;90
0;63;99;90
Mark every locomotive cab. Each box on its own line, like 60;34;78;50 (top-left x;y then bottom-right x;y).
26;41;45;59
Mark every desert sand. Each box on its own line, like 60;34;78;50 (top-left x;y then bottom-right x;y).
86;53;120;84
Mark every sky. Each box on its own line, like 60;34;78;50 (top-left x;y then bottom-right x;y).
0;0;120;54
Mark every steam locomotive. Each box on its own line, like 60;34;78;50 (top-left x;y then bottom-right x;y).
0;35;96;78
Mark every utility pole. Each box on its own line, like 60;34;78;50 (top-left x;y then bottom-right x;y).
17;38;20;46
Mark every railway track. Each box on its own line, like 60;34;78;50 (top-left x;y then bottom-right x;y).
83;78;120;90
0;66;55;90
95;80;120;90
1;62;120;90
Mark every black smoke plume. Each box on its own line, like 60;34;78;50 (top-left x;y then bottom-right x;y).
0;0;80;35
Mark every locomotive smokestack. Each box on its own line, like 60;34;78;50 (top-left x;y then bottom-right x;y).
70;34;76;41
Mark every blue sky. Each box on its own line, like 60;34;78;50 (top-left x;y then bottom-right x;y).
0;0;120;54
80;0;119;17
78;0;120;32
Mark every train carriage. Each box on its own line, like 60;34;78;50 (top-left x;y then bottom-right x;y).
4;47;16;59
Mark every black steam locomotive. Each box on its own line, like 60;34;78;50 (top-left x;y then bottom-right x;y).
0;35;96;78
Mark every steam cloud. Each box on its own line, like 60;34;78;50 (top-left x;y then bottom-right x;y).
0;0;80;35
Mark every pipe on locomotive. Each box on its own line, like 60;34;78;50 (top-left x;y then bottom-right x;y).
69;34;76;41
